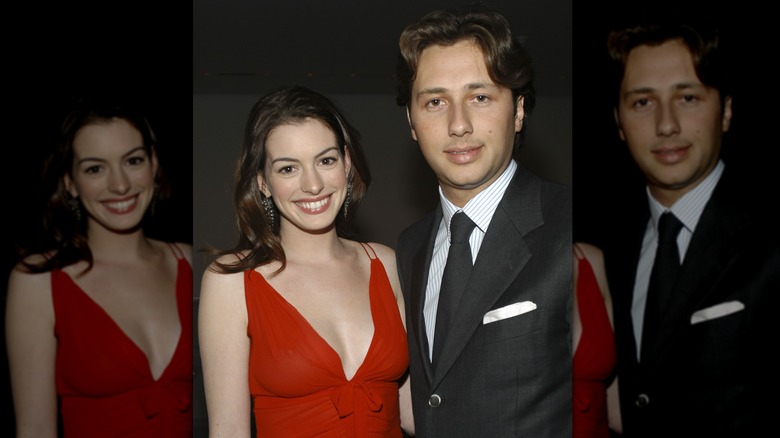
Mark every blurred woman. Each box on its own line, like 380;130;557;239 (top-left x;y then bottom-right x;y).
573;242;621;437
6;96;192;437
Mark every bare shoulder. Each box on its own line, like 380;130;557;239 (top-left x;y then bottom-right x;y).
150;239;193;264
574;242;604;264
365;242;396;263
7;255;54;311
13;252;50;270
364;242;403;298
198;254;250;331
201;254;248;290
174;242;194;263
573;242;612;303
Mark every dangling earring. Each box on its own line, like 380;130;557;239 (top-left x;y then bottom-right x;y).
262;196;275;230
69;196;81;222
343;181;353;219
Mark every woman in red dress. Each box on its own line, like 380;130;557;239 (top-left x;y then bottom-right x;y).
573;242;622;437
6;96;193;437
198;85;413;437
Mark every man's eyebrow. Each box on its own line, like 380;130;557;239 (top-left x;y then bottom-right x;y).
416;82;497;98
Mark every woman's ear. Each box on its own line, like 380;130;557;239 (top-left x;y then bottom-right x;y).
63;174;78;198
344;148;352;179
614;108;626;141
257;173;271;198
151;148;160;175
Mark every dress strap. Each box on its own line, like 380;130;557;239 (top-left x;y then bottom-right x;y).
572;242;585;261
358;242;377;260
166;242;185;260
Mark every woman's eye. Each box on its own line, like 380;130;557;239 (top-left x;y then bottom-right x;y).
127;156;146;166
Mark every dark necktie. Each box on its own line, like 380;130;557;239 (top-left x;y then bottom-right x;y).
432;211;476;367
641;211;683;361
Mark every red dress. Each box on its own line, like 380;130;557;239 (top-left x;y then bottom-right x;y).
573;254;616;438
53;244;193;437
245;243;409;437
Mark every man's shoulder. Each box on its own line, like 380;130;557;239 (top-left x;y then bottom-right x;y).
397;211;437;245
507;164;571;204
540;179;572;204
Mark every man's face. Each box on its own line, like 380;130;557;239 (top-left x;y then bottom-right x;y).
407;39;522;207
616;38;732;207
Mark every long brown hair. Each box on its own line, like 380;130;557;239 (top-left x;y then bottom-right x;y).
209;85;371;276
20;96;166;274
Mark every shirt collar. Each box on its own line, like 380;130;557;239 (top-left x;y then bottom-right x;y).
439;159;517;234
647;159;724;234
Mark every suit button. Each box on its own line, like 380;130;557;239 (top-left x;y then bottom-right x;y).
428;394;442;408
635;393;650;408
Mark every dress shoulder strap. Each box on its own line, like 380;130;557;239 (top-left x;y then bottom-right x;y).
572;243;585;261
358;242;378;260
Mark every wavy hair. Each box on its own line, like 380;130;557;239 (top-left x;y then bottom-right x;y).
20;96;166;274
210;85;371;276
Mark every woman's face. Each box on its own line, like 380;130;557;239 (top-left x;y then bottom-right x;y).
258;117;351;235
65;117;158;233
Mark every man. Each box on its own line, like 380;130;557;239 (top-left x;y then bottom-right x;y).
394;5;572;437
603;15;776;436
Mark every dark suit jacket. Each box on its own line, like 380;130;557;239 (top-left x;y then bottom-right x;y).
396;165;572;437
605;167;778;437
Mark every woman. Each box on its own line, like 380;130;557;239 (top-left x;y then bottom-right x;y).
198;85;413;437
5;97;193;437
573;242;622;437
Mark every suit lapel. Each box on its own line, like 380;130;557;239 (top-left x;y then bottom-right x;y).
409;210;442;384
607;202;648;370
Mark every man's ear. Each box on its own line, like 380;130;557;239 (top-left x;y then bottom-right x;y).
514;96;525;132
614;108;626;141
406;107;418;141
721;96;733;133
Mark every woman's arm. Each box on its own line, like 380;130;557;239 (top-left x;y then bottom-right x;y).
6;265;58;438
198;264;252;437
371;243;415;436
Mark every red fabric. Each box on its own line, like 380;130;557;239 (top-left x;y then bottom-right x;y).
52;250;193;437
573;255;616;438
245;243;408;437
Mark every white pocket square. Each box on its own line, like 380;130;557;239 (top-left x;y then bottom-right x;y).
483;301;537;324
690;300;745;325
